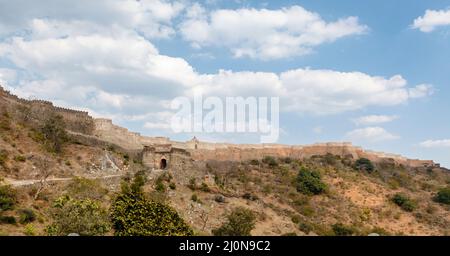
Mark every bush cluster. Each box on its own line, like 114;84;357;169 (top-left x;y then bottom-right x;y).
434;187;450;205
392;193;416;212
110;173;193;236
46;195;110;236
262;156;278;168
332;223;356;236
296;167;327;195
355;158;375;173
0;185;16;211
19;208;36;224
212;207;256;236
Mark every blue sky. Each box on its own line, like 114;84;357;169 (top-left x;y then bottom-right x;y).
0;0;449;167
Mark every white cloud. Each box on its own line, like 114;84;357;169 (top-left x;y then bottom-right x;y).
420;139;450;148
345;127;399;142
353;115;398;126
279;70;431;114
0;0;184;38
0;4;433;135
412;9;450;32
408;84;434;98
0;30;432;118
180;5;368;60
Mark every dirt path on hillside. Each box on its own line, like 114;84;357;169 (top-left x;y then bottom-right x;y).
4;174;124;187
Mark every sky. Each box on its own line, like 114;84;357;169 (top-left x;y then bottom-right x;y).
0;0;449;167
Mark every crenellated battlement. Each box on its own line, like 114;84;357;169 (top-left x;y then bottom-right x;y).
1;85;89;117
1;84;94;134
1;84;440;169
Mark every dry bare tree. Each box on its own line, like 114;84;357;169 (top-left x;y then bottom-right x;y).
199;208;210;231
33;156;53;200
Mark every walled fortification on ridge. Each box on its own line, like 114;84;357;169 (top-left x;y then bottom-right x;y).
0;86;94;134
92;116;438;169
1;85;439;169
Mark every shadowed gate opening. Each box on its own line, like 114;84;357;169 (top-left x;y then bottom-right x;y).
160;158;167;169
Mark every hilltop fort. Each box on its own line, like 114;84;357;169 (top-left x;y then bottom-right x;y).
0;85;439;171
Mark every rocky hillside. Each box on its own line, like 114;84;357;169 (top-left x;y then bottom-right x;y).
1;86;449;236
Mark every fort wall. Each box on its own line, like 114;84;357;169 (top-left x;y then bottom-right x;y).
1;85;94;134
1;85;439;169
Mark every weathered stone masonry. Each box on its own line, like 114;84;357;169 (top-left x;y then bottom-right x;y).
1;85;440;170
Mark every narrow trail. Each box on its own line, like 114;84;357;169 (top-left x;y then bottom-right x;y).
4;174;124;187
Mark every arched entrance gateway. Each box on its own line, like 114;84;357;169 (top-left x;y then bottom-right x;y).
160;158;167;169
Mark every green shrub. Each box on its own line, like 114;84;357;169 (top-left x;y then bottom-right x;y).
291;215;301;224
0;215;16;224
110;178;192;236
66;177;108;200
242;193;258;201
282;157;293;164
24;224;37;236
212;207;256;236
191;193;199;202
296;167;327;195
392;193;416;212
47;195;110;236
434;187;450;205
355;158;375;173
298;221;313;234
200;182;210;192
14;155;26;162
332;223;356;236
169;182;176;190
155;180;166;192
262;156;278;167
19;208;36;224
0;185;16;211
249;159;260;165
323;153;338;166
188;177;197;190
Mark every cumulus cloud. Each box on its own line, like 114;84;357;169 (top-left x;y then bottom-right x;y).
412;9;450;32
0;0;184;38
353;115;398;126
420;139;450;148
180;4;368;60
0;2;433;135
345;127;399;143
279;70;430;114
0;31;433;119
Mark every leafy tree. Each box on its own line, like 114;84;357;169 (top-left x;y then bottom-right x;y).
392;193;416;212
0;185;16;211
41;114;68;153
434;187;450;205
296;167;327;195
355;158;375;173
110;173;193;236
47;195;110;236
212;207;256;236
